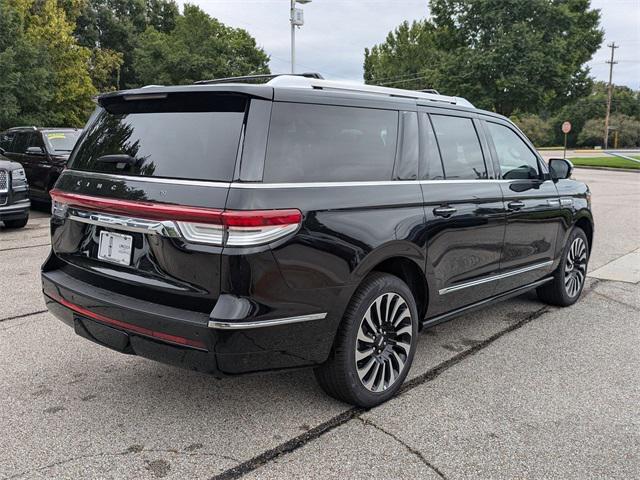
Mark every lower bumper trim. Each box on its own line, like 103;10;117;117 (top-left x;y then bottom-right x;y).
208;312;327;330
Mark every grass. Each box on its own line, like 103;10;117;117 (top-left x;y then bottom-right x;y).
569;156;640;170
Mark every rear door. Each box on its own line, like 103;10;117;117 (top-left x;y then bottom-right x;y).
419;109;506;317
482;119;561;292
49;92;249;313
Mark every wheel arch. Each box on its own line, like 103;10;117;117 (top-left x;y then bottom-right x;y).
574;214;593;255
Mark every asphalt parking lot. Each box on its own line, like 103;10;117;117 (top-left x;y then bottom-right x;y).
1;168;638;479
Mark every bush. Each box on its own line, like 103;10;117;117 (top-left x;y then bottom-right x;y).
578;114;640;148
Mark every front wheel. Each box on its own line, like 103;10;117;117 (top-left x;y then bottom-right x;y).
537;227;589;307
2;216;28;229
314;272;419;407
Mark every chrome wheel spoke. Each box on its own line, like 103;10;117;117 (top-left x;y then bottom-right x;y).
355;292;413;393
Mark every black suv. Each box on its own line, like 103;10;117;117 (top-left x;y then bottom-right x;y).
0;127;81;202
0;153;30;228
41;75;593;407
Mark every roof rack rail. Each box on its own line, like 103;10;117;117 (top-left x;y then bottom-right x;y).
8;126;37;131
194;72;324;85
266;75;474;108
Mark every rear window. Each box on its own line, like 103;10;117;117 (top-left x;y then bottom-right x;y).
264;103;398;182
44;130;81;154
69;93;247;181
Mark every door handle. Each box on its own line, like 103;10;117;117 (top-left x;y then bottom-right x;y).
507;201;525;211
433;206;457;217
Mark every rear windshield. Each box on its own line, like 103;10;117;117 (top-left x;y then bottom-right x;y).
69;93;247;181
44;130;81;154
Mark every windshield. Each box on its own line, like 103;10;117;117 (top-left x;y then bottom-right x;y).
68;93;247;182
44;130;81;154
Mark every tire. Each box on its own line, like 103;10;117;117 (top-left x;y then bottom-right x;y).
314;272;419;407
3;216;28;229
537;227;589;307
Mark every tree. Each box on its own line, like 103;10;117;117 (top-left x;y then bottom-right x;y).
75;0;180;88
511;114;554;147
551;81;640;146
20;0;97;126
365;0;604;116
132;4;270;86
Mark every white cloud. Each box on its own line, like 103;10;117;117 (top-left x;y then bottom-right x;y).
182;0;639;88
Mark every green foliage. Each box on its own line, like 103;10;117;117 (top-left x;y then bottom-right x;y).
365;0;603;116
578;114;640;148
570;156;640;169
0;0;269;129
510;114;554;147
75;0;180;88
551;82;640;146
132;5;269;86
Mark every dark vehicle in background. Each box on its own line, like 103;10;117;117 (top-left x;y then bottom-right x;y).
0;153;30;228
41;74;593;407
0;127;81;202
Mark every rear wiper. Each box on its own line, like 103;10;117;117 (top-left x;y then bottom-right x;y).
96;154;138;166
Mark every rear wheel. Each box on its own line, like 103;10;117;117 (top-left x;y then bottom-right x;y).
2;216;28;229
314;272;419;407
537;227;589;306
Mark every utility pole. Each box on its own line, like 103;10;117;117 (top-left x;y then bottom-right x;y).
603;42;618;149
290;0;312;74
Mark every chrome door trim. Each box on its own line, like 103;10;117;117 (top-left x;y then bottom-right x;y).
208;312;327;329
439;261;554;295
230;179;512;189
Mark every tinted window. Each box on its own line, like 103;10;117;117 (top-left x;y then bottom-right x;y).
264;103;398;182
44;130;81;154
486;122;540;180
12;133;33;154
430;115;487;180
420;114;444;180
395;112;418;180
69;93;247;181
0;132;15;151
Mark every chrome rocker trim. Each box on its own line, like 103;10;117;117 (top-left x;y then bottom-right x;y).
439;261;554;295
208;313;327;330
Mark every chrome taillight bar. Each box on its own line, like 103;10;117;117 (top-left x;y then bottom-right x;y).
50;189;302;247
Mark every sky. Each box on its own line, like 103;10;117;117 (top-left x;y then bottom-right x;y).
180;0;640;89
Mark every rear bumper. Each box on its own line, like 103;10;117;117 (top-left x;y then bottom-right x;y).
42;268;337;375
0;199;30;221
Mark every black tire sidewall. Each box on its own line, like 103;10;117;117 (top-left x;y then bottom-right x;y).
341;274;419;407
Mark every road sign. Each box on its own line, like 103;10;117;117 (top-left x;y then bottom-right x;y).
562;121;572;134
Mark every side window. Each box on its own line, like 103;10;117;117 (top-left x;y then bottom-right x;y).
395;112;418;180
0;132;15;151
430;115;487;180
486;122;540;180
264;103;398;182
12;133;33;154
26;132;44;151
420;114;444;180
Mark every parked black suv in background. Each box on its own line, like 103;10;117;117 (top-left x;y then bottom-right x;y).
0;152;30;228
41;74;593;407
0;127;81;202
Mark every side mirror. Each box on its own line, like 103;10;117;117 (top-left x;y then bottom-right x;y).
26;146;45;155
549;158;573;181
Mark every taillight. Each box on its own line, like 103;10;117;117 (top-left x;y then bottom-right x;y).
49;189;302;247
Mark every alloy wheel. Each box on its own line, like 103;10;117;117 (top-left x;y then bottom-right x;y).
355;293;413;393
565;237;588;298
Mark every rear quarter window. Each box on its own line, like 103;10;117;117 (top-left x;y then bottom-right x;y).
69;93;247;182
263;103;398;182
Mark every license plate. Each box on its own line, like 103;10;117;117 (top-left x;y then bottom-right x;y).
97;231;133;266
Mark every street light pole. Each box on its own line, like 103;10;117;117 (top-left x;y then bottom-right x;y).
290;0;295;74
290;0;311;74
